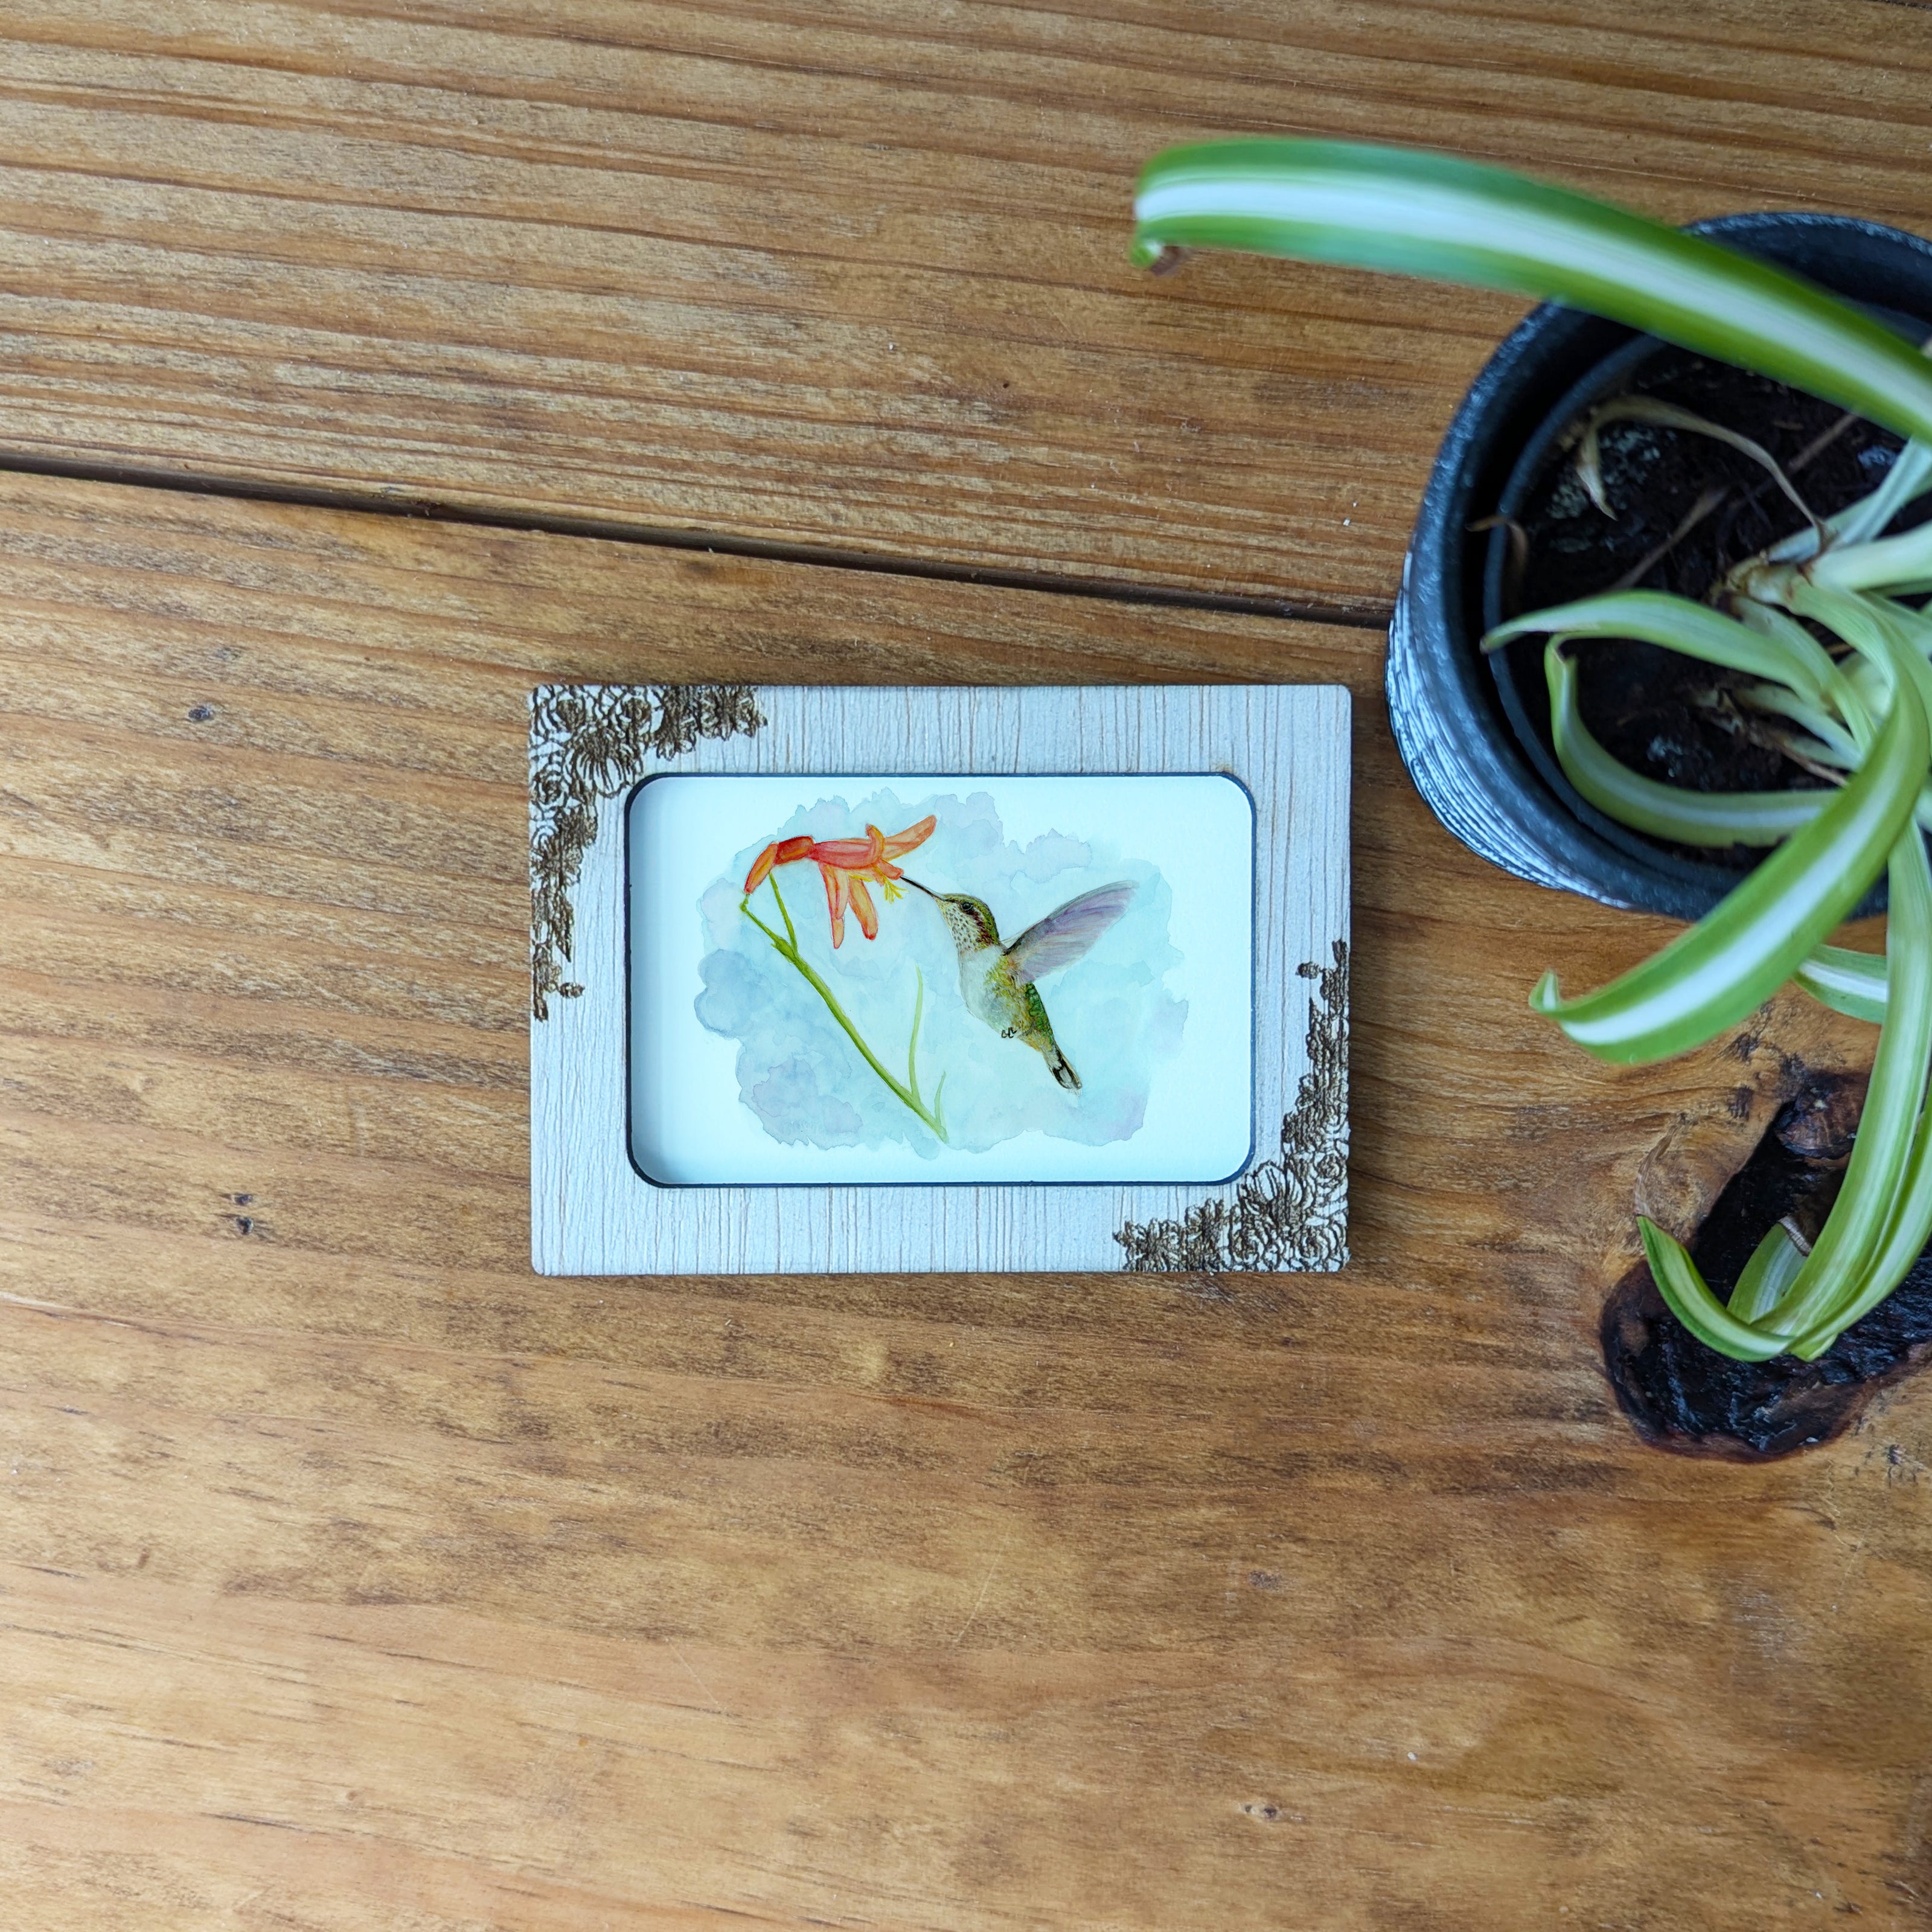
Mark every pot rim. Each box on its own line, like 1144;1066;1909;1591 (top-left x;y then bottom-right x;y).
1387;208;1932;921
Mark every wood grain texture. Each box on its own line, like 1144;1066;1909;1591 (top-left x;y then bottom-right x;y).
3;467;1931;1927
1;0;1930;611
534;683;1348;1274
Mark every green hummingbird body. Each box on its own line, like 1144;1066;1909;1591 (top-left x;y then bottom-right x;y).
908;879;1136;1092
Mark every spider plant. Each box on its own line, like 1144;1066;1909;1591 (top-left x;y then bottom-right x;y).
1133;139;1932;1361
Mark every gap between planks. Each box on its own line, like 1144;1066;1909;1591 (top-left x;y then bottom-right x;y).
0;448;1398;634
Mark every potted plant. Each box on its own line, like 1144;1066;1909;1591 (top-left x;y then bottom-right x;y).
1130;140;1932;1391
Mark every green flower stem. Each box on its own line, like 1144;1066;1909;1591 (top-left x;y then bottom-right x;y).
740;877;949;1142
900;966;952;1137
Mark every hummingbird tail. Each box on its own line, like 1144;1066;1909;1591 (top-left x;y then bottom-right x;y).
1045;1043;1081;1091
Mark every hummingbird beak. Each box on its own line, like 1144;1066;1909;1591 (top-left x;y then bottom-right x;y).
900;875;936;897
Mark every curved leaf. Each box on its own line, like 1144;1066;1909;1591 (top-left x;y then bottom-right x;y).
1791;1085;1932;1359
1763;825;1932;1344
1773;440;1932;561
1729;1222;1808;1325
1131;140;1932;447
1811;520;1932;595
1531;632;1928;1064
1579;397;1821;540
1730;682;1859;769
1638;1218;1786;1361
1794;944;1888;1025
1543;644;1827;847
1486;589;1840;709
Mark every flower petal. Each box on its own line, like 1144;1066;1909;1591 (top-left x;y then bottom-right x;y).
743;835;813;894
881;814;936;858
821;863;850;947
808;837;876;869
743;843;780;894
848;876;879;941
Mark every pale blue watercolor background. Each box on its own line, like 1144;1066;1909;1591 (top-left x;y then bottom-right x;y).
695;787;1186;1158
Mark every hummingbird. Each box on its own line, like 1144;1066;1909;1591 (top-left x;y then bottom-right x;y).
903;877;1135;1090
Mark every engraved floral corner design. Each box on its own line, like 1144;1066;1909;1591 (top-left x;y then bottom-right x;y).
1115;939;1349;1274
530;682;763;1019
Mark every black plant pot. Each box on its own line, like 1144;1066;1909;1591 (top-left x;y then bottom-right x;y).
1387;211;1932;921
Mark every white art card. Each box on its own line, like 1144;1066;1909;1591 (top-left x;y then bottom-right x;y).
629;774;1255;1187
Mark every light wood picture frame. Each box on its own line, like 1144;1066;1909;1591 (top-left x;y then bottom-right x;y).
531;683;1350;1275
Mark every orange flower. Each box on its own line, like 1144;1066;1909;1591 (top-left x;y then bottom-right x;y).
742;815;936;946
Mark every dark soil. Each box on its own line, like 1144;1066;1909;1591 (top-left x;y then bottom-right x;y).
1508;349;1910;855
1604;1069;1932;1457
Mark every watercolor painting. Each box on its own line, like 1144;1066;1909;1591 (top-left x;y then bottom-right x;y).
693;787;1188;1159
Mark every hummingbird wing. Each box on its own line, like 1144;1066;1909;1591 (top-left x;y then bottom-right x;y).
1005;881;1135;986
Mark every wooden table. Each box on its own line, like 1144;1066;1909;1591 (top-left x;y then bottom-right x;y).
5;6;1931;1925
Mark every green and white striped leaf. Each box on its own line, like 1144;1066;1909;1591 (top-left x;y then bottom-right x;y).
1772;440;1932;561
1729;1222;1808;1325
1810;521;1932;596
1531;635;1927;1065
1762;827;1932;1348
1795;945;1889;1025
1486;589;1841;709
1131;140;1932;447
1638;1217;1787;1361
1543;643;1828;847
1793;1078;1932;1358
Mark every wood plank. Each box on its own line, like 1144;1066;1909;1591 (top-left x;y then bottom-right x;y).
0;467;1927;1926
0;1;1928;610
